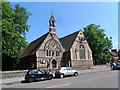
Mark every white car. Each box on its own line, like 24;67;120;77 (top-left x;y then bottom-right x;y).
55;67;79;78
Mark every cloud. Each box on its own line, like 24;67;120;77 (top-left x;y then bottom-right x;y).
113;42;120;49
113;42;120;45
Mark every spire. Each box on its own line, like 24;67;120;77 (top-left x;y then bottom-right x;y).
49;14;56;37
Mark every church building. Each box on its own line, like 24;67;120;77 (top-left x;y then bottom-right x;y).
60;30;93;67
19;15;93;70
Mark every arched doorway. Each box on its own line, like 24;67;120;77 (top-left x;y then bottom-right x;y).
52;59;57;68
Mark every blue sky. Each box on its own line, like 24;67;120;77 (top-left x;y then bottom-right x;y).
11;2;118;49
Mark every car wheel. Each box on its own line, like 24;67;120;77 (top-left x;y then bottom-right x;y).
28;78;34;83
48;75;53;80
60;74;64;78
74;72;78;76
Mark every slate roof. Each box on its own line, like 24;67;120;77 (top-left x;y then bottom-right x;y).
59;31;79;51
20;30;80;58
20;32;49;58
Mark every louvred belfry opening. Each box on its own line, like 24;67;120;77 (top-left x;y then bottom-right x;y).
49;15;56;37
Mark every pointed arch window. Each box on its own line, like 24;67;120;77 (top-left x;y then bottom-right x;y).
80;50;86;59
58;50;60;56
49;50;51;56
75;49;77;59
52;51;54;56
56;49;60;57
88;50;90;59
46;49;49;56
79;44;86;59
56;50;57;56
46;48;51;56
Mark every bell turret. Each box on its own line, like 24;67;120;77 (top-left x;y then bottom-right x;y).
49;15;56;37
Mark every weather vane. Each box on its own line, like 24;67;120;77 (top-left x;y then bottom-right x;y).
51;9;53;16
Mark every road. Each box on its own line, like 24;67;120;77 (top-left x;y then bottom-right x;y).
2;69;119;88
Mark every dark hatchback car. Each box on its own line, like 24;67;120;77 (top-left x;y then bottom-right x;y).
111;60;120;70
25;69;53;82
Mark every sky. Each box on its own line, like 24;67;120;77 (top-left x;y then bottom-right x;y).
10;1;118;49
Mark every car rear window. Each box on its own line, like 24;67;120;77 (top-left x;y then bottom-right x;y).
66;67;72;70
28;69;38;74
61;68;67;71
116;63;120;65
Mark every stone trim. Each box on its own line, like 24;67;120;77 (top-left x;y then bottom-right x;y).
37;57;62;59
44;39;62;50
71;60;93;61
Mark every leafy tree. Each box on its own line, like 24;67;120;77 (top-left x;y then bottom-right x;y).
13;4;31;54
83;24;112;64
2;2;31;70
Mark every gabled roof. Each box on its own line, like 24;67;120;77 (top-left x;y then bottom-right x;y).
59;31;79;51
20;32;49;58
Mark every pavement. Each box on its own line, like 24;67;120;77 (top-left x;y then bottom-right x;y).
1;65;111;85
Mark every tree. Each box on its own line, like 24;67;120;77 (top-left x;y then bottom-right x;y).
2;2;31;70
83;24;113;65
13;4;31;55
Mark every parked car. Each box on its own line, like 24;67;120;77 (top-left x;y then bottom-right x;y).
25;69;53;82
55;67;79;78
111;60;120;70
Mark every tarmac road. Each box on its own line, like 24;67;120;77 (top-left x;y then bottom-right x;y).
2;68;119;88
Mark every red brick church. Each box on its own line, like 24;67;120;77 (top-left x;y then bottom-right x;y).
19;15;93;69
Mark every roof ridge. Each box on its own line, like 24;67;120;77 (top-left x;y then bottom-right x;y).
59;30;79;51
60;30;79;40
20;32;49;58
30;32;49;44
